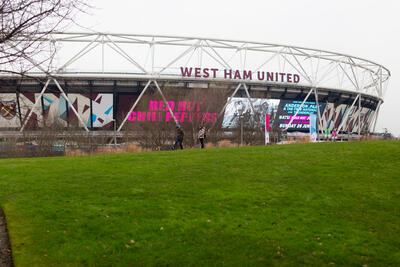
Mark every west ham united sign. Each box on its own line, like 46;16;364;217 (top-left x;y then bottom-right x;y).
180;67;300;83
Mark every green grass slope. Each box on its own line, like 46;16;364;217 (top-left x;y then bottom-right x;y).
0;141;399;266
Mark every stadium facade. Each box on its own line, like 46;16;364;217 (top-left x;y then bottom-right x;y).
0;33;391;138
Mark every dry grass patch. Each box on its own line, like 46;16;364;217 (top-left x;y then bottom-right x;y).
65;149;88;156
218;139;232;148
205;142;216;148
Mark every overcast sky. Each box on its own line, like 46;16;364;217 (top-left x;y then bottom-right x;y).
71;0;400;136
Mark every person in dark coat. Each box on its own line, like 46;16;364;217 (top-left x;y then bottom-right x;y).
197;125;206;149
173;125;184;150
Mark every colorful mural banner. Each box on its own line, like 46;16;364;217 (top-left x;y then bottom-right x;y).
0;93;113;129
309;113;317;142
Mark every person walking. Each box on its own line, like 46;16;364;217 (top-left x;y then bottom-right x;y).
197;125;207;149
173;125;184;150
331;128;336;141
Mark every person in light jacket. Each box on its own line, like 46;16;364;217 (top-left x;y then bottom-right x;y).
197;125;207;149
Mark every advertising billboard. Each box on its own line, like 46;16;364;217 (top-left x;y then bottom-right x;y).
222;97;280;128
275;100;325;132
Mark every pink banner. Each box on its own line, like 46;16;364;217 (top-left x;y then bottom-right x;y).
265;113;270;144
265;113;270;132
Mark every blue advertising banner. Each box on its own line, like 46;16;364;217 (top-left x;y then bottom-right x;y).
275;100;325;132
309;113;317;142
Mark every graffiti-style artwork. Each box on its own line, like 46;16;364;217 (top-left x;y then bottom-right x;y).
321;103;348;131
19;93;43;128
346;106;374;133
6;93;112;129
42;93;67;127
66;94;91;127
92;94;113;127
0;94;19;128
320;103;374;133
40;93;91;127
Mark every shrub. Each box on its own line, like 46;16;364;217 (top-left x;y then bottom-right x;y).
218;139;231;148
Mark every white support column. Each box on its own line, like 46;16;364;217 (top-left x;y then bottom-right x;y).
349;98;361;136
53;78;89;132
372;101;382;133
379;68;383;97
337;94;360;134
366;102;379;134
319;101;329;136
154;80;179;125
284;88;315;130
242;84;256;116
358;94;361;137
362;109;371;136
117;80;152;132
20;79;51;132
314;88;322;137
365;109;374;136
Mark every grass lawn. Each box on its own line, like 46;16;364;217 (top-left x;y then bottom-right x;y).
0;140;399;266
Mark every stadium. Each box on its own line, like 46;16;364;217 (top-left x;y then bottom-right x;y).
0;32;391;146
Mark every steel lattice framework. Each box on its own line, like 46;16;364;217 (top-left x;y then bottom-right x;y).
0;32;391;134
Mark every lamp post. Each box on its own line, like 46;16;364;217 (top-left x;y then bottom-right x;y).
236;102;245;146
348;114;352;141
240;114;243;145
112;119;117;149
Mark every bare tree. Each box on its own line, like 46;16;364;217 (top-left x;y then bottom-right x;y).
0;0;88;75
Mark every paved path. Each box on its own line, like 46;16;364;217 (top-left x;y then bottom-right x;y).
0;208;13;267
